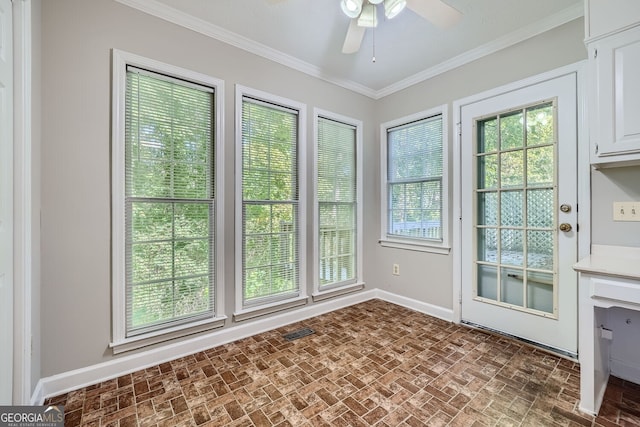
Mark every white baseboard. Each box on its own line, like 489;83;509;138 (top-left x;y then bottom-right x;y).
611;357;640;385
30;379;44;406
375;290;455;322
32;289;453;404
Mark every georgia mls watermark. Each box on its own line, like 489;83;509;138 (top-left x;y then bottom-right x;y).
0;406;64;427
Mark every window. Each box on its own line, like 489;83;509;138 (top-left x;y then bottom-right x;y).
381;106;449;253
111;50;224;352
314;111;363;294
236;86;306;317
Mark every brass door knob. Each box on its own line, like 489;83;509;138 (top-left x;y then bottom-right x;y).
559;223;572;232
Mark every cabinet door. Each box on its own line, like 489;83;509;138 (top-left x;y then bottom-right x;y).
591;26;640;162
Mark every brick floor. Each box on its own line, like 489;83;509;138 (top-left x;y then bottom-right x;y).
45;300;640;426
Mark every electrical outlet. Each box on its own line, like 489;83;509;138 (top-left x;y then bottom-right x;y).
392;264;400;276
613;202;640;221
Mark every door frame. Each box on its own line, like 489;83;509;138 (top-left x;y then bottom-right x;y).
12;0;35;405
452;62;590;327
0;0;14;404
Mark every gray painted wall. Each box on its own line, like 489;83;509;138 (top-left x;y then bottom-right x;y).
591;166;640;247
39;0;589;378
368;19;588;309
31;0;42;394
40;0;375;377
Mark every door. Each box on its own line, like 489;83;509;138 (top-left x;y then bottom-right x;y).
460;73;578;356
0;0;12;404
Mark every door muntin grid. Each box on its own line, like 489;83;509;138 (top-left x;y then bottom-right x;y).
474;100;558;318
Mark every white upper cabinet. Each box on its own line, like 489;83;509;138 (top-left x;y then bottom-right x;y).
589;27;640;164
586;0;640;167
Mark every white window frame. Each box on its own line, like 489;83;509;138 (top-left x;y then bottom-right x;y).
234;85;307;321
110;49;226;354
380;105;450;254
312;109;364;300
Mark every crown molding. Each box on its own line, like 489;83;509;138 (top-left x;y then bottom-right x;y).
114;0;583;100
375;3;585;98
113;0;378;98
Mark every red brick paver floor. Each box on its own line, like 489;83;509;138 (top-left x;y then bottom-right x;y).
45;300;640;426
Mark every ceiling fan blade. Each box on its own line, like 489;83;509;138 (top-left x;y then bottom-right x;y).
342;19;366;54
406;0;462;29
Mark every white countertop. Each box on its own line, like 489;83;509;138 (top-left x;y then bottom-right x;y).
573;245;640;280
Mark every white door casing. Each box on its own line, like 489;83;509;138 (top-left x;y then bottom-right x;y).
0;0;13;404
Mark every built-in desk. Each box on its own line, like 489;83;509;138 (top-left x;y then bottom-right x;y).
573;245;640;415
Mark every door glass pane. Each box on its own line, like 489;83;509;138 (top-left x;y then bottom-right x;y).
477;228;497;263
500;190;523;226
501;267;523;306
527;189;553;228
526;103;554;146
478;192;497;226
527;145;554;186
478;117;498;153
477;265;497;300
527;230;553;270
500;111;524;150
527;272;553;313
501;229;523;266
500;151;523;188
478;154;497;189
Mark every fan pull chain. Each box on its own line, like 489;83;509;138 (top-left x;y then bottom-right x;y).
372;25;376;63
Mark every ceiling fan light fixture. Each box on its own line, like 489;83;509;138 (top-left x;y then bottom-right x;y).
341;0;363;18
357;3;378;27
368;0;384;4
383;0;406;19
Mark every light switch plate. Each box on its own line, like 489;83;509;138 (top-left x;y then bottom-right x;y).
613;202;640;221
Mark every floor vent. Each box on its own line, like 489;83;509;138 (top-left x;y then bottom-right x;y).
283;327;315;341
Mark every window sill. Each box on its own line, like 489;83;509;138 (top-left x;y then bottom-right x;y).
233;296;309;322
379;239;451;255
313;282;365;302
110;316;227;354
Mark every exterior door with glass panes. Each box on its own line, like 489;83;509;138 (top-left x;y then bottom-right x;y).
460;73;578;356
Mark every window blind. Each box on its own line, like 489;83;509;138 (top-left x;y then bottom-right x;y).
387;115;443;240
241;97;300;306
125;67;215;336
317;117;357;288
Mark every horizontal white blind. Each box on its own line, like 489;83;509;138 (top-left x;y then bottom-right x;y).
125;68;215;336
317;117;357;288
387;115;443;240
241;97;300;306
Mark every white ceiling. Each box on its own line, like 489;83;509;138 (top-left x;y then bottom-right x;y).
118;0;584;98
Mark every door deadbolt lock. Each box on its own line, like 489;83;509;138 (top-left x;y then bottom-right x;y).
560;204;571;213
559;223;572;232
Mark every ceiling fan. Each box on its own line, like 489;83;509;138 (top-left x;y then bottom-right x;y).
341;0;463;54
266;0;462;54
